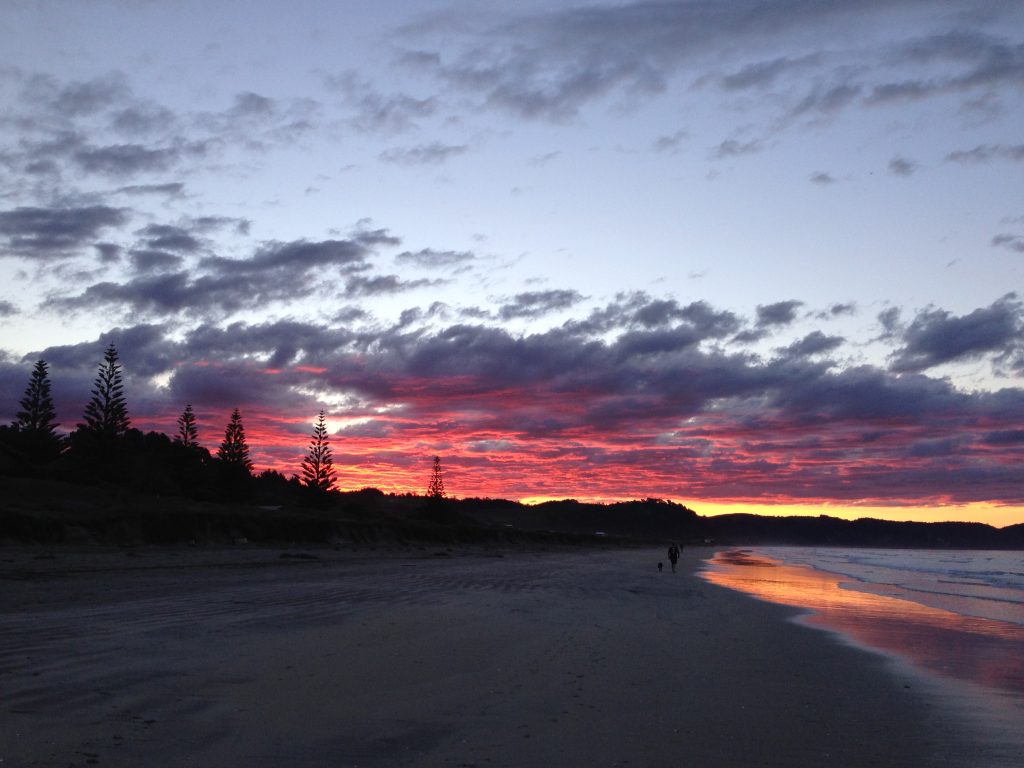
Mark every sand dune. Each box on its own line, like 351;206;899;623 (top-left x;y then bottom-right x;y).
0;546;992;767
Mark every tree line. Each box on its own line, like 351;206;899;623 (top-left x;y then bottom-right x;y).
0;344;359;503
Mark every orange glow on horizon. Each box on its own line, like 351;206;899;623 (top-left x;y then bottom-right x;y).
131;406;1024;528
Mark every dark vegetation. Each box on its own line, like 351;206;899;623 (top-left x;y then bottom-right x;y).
2;349;1022;549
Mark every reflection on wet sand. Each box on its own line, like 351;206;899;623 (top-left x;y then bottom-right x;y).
702;550;1024;697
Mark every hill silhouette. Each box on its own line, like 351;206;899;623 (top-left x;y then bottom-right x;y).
2;472;1021;549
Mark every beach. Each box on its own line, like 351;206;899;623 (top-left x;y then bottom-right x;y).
0;546;1002;767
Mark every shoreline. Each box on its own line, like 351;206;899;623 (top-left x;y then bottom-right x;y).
700;547;1024;766
1;545;1005;766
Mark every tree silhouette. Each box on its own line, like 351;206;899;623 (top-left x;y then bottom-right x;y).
427;455;446;499
15;360;58;435
301;410;336;492
217;408;253;472
12;359;61;461
176;403;199;447
81;343;130;442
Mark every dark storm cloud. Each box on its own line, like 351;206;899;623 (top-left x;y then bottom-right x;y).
498;290;585;321
756;300;803;328
991;234;1024;253
0;300;17;317
0;204;129;258
889;295;1023;372
945;144;1024;164
395;248;475;269
379;142;469;165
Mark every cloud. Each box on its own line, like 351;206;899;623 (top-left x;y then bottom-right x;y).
56;236;386;317
71;140;207;177
992;234;1024;253
379;142;469;165
344;274;440;297
0;205;129;258
720;55;820;90
230;91;276;119
28;72;131;117
135;223;203;253
809;171;836;185
128;249;185;273
403;0;885;121
202;238;370;277
114;182;186;197
756;300;803;328
652;130;687;152
888;156;917;176
7;292;1023;504
0;300;17;317
889;294;1023;372
778;331;845;359
712;138;761;159
326;71;436;133
945;144;1024;164
395;248;475;269
791;82;861;117
498;289;584;320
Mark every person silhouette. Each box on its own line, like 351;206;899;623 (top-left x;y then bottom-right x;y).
667;542;681;573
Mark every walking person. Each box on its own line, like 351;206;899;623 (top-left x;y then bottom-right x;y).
667;542;681;573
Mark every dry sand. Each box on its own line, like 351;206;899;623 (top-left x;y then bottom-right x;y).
0;546;990;767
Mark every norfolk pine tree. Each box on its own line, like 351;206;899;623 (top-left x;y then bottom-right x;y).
176;403;199;448
217;408;253;472
80;343;131;451
13;359;61;461
301;410;336;492
427;455;446;500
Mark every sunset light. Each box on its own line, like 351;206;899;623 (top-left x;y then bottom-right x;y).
1;1;1022;527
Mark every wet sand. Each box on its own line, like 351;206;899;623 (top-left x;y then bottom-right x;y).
0;546;995;767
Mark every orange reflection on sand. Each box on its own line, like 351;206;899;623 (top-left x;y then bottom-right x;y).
703;550;1024;696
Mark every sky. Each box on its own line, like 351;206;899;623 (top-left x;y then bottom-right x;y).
0;0;1022;525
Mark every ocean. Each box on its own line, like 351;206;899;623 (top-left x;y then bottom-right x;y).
700;546;1024;760
755;547;1024;628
